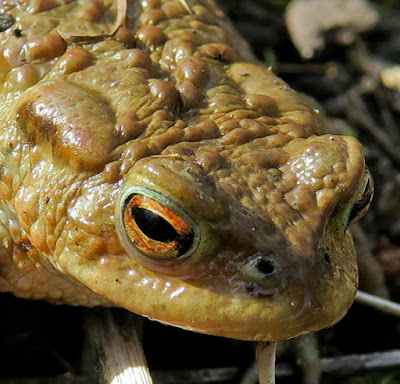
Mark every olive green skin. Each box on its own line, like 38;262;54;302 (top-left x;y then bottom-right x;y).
0;0;367;341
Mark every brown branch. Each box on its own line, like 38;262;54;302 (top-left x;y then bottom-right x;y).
2;348;400;384
294;333;322;384
84;309;153;384
256;341;277;384
346;89;400;169
348;40;400;143
355;290;400;318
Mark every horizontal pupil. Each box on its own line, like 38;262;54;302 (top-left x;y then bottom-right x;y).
133;207;179;243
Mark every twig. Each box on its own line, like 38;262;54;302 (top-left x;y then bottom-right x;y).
2;349;400;383
0;374;90;384
348;40;385;81
355;290;400;318
152;367;238;383
274;349;400;379
84;309;153;384
346;90;400;169
348;41;400;143
158;349;400;382
256;341;277;384
352;224;390;299
321;349;400;376
294;333;321;384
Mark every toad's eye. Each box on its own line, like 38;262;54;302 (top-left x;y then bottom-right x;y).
122;193;195;260
348;168;374;225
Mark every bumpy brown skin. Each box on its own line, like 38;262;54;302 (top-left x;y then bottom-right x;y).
0;0;366;341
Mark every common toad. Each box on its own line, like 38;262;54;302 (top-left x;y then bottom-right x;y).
0;0;372;341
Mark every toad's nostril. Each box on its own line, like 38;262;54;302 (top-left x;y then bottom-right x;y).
318;247;332;264
241;253;287;297
323;251;331;264
256;257;275;276
246;252;276;277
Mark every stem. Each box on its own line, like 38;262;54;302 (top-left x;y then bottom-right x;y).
355;290;400;317
256;341;277;384
84;309;153;384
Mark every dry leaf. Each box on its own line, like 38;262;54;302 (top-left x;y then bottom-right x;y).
285;0;378;58
57;0;127;44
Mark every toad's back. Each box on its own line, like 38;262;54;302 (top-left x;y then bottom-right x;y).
0;0;372;341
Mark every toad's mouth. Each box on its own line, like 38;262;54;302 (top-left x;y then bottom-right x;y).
61;228;358;341
244;282;277;298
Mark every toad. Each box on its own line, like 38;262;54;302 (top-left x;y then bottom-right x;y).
0;0;372;342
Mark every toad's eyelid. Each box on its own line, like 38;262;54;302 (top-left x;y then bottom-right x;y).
120;186;197;229
348;168;374;225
